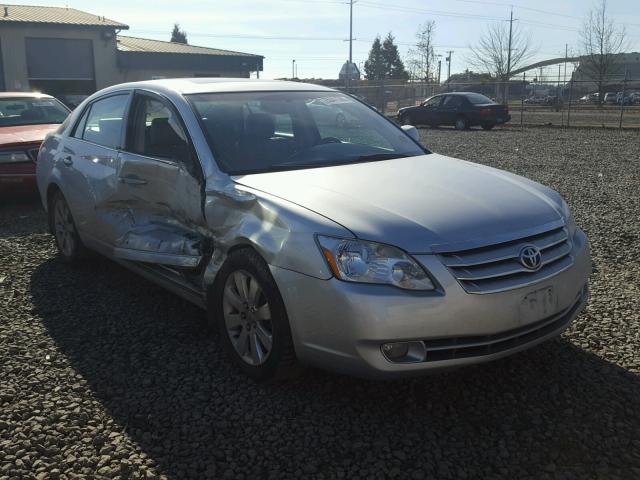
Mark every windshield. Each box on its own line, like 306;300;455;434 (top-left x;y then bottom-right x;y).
189;91;427;174
466;93;494;104
0;97;70;127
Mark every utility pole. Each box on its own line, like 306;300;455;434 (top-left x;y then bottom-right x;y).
505;6;514;104
445;51;453;91
437;59;442;95
563;43;568;98
292;59;296;80
347;0;354;92
619;69;628;129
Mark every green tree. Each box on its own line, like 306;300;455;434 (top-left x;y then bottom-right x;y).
382;33;409;80
364;36;385;80
171;23;188;44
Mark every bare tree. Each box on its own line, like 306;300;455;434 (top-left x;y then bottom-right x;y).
468;18;535;101
579;0;627;104
407;21;436;82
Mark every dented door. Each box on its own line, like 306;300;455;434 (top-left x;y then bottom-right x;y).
108;90;206;268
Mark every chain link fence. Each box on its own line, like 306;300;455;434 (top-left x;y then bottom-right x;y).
314;76;640;129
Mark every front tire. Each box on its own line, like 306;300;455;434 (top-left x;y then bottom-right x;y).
400;114;413;126
49;190;88;263
210;249;299;382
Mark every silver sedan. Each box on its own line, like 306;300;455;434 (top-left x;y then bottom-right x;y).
36;79;591;380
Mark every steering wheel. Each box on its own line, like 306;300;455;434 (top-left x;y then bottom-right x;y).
318;137;342;144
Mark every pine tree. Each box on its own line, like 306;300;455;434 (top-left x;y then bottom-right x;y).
364;36;385;80
171;23;188;44
381;33;409;80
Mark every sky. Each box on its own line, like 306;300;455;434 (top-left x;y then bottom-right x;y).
11;0;640;80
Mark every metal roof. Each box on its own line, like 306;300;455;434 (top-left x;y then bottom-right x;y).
0;4;128;29
97;78;333;96
117;36;263;58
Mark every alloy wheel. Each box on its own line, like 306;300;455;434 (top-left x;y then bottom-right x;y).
223;270;273;366
53;197;76;257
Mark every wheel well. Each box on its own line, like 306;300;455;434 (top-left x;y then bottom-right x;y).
45;184;62;233
209;243;262;290
46;183;61;209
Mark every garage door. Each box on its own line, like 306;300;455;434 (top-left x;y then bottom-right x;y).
25;38;96;99
26;37;95;81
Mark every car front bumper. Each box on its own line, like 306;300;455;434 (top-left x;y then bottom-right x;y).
272;229;590;378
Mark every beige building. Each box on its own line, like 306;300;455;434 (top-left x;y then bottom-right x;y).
0;5;263;104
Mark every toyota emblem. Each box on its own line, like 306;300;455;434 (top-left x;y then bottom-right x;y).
519;245;542;271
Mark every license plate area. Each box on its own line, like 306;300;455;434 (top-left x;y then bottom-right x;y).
519;286;558;324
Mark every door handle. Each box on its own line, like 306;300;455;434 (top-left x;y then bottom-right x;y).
62;156;73;166
118;175;148;186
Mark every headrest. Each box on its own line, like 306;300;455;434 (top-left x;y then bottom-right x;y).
150;117;182;147
245;113;275;140
20;108;43;120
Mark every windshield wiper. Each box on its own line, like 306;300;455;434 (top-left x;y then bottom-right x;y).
354;153;413;161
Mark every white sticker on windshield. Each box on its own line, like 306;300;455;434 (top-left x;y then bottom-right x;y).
32;101;56;107
313;95;351;106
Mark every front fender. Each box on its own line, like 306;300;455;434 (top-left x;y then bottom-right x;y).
201;185;351;290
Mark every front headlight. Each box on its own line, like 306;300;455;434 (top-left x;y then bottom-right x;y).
560;200;577;238
0;151;30;164
316;235;435;291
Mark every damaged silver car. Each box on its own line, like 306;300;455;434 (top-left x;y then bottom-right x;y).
36;79;591;380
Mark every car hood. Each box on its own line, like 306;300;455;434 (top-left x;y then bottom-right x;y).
0;124;58;147
233;154;565;253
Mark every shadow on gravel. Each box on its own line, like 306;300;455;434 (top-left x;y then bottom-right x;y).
30;256;640;478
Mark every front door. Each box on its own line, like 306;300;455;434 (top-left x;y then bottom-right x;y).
418;96;443;125
110;90;206;268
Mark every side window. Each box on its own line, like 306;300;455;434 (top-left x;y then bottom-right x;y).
442;96;463;108
78;95;129;149
423;96;441;108
71;107;90;139
129;95;190;164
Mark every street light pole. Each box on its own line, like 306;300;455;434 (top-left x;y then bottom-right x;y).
292;59;296;80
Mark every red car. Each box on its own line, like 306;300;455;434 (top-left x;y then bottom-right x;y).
0;92;70;196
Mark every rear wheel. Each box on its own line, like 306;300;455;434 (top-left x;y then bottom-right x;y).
481;123;495;130
211;249;299;382
49;190;88;263
454;116;469;130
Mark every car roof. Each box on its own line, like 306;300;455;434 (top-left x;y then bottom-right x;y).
435;92;489;96
0;92;54;99
97;78;336;96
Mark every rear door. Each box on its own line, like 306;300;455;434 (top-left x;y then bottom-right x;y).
111;90;206;268
58;92;131;237
439;95;464;125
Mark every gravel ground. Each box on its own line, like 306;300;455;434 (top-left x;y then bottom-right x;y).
1;128;639;479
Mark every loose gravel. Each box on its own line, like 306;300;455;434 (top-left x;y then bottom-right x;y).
1;128;639;480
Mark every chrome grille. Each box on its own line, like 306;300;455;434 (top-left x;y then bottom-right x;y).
439;226;574;294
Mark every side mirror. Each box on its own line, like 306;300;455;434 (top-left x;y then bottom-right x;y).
401;125;419;142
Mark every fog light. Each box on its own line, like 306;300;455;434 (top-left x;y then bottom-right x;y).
382;342;410;360
381;341;427;363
